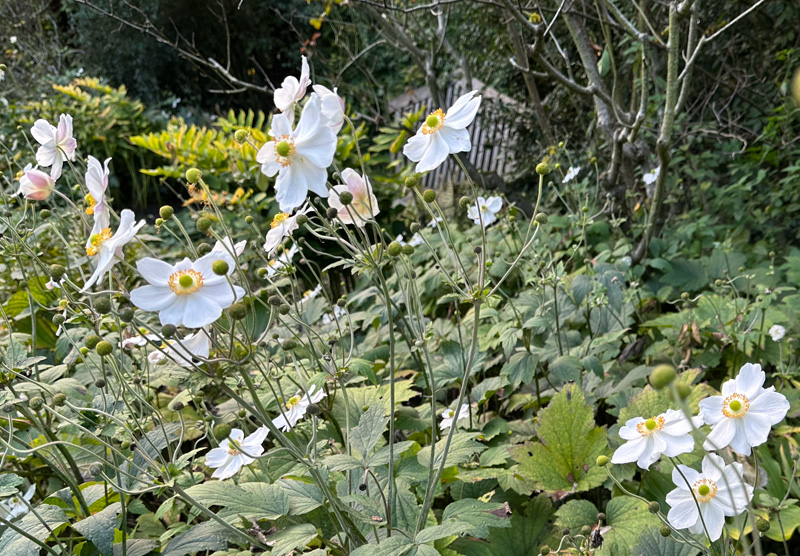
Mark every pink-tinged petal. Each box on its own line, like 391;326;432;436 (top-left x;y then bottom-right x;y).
298;56;310;97
672;465;701;491
704;417;736;452
699;395;725;425
700;501;725;541
182;295;223;328
130;285;177;312
415;131;449;173
749;390;790;424
735;363;765;399
136;258;175;286
30;119;56;147
341;168;367;197
56;114;73;144
403;131;431;163
444;91;481;129
611;437;646;464
667;498;700;531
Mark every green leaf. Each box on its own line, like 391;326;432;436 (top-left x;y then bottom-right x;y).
631;527;700;556
417;433;486;470
555;499;598;531
511;384;608;493
350;536;413;556
183;481;289;521
350;405;388;459
598;497;660;556
276;478;325;515
0;503;67;555
500;351;538;388
549;355;582;382
268;524;318;556
441;498;512;539
162;520;236;556
72;502;121;555
113;538;158;556
662;259;708;291
449;494;553;556
0;473;24;496
415;521;471;544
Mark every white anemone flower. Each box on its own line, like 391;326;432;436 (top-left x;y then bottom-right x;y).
428;216;443;228
130;252;245;328
0;485;35;520
322;304;346;325
769;325;786;342
699;363;790;456
313;85;345;133
643;166;661;186
85;156;111;240
151;329;212;367
205;427;269;480
274;55;310;112
265;244;299;277
440;403;470;430
563;166;581;183
257;95;337;212
17;164;55;201
212;236;247;257
666;453;753;541
403;90;482;173
327;169;379;227
612;409;700;469
467;195;503;227
264;204;311;256
82;209;146;290
30;114;77;179
0;67;4;81
273;385;326;432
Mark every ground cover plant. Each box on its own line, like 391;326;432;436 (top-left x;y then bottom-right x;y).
1;1;800;556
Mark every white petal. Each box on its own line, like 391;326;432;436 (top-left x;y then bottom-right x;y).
700;501;726;541
194;251;235;281
158;296;190;327
295;126;337;170
204;447;231;468
274;77;300;111
293;157;329;198
439;125;471;154
667;498;700;531
485;196;503;213
444;91;481;129
701;453;726;482
619;418;645;440
137;258;175;286
749;390;790;424
699;396;725;425
735;363;765;399
212;456;244;479
416;131;449;173
403;132;430;163
611;436;646;465
672;465;701;490
183;295;223;328
275;165;309;212
130;285;177;312
741;412;773;449
30;119;56;147
661;432;695;457
704;418;736;452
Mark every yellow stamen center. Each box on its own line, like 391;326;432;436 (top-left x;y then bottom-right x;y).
86;228;112;256
274;136;295;165
85;193;98;215
693;479;718;503
227;440;241;456
422;109;445;135
286;395;301;409
722;393;750;418
636;415;665;437
168;269;204;295
271;212;290;228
